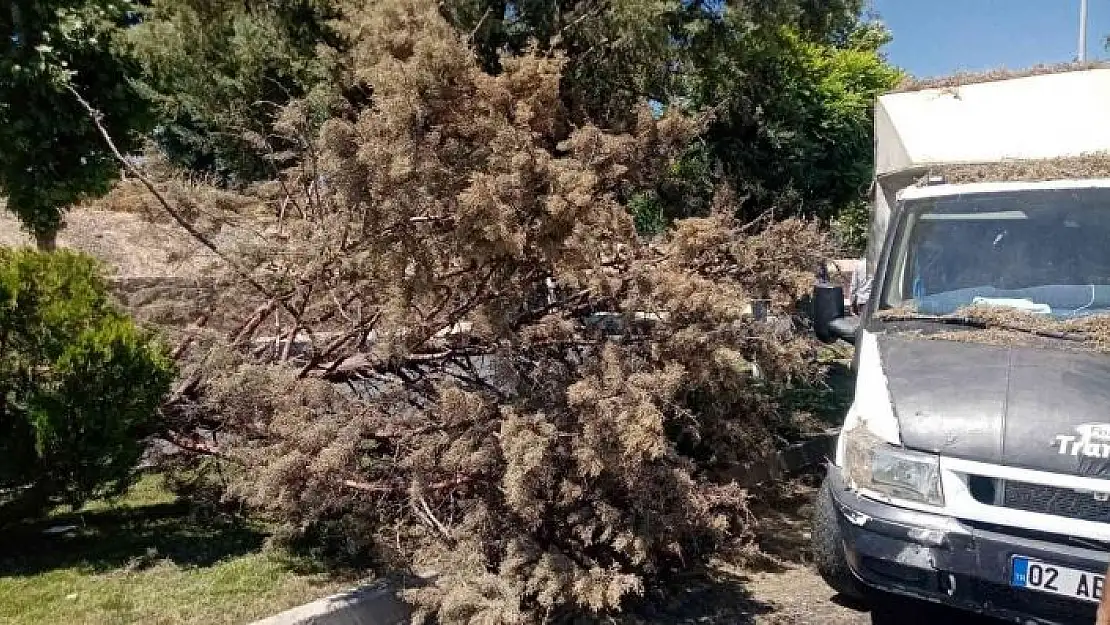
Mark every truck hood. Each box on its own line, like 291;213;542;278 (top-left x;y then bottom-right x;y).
877;335;1110;478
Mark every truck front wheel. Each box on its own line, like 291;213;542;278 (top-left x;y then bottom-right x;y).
811;475;868;602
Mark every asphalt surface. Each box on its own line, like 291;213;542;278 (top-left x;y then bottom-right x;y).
628;561;1018;625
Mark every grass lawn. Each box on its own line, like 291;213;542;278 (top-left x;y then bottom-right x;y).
0;474;359;625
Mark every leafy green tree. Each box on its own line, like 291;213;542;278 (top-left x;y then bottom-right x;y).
126;0;342;184
0;249;175;515
0;0;155;249
695;21;902;223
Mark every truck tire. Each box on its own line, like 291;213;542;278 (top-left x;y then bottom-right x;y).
812;476;868;602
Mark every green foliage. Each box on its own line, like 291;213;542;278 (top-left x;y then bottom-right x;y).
830;198;870;255
689;19;903;223
126;0;342;184
655;142;717;222
0;249;175;511
629;191;668;236
0;0;155;245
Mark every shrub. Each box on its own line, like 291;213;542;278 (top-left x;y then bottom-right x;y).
0;249;175;514
830;198;869;256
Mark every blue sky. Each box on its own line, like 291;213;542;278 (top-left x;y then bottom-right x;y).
868;0;1110;78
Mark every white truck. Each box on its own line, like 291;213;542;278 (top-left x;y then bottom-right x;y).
810;67;1110;625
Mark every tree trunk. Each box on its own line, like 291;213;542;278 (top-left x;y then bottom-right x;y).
34;231;57;252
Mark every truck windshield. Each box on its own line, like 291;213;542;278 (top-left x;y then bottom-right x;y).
879;186;1110;319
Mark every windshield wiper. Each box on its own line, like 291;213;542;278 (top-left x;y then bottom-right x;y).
876;312;1089;342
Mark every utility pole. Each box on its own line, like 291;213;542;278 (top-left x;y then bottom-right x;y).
1079;0;1090;62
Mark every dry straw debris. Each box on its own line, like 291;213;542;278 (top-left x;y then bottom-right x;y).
892;61;1110;93
876;305;1110;353
917;154;1110;186
136;0;833;622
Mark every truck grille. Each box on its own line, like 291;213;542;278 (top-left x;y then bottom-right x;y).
1001;479;1110;523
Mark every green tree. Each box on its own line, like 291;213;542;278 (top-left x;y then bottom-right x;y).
439;1;901;230
0;249;175;515
0;0;155;249
126;0;342;185
696;21;902;222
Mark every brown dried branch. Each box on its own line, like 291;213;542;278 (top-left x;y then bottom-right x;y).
170;315;208;360
230;301;278;345
298;312;384;378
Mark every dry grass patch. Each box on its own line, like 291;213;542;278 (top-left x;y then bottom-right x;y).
0;208;224;278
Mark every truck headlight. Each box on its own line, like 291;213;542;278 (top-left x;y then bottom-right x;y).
843;425;944;506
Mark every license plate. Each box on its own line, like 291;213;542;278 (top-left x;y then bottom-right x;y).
1010;556;1104;603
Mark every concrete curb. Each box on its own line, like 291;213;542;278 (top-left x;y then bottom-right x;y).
246;580;411;625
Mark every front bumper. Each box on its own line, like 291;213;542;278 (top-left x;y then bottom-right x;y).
827;465;1109;624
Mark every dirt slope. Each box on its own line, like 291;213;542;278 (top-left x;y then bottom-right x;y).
0;207;223;278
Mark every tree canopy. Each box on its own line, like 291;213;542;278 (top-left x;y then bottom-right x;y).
438;0;901;232
119;0;900;239
0;0;154;248
689;19;902;223
125;0;343;185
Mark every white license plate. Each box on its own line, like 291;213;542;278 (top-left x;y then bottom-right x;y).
1010;556;1104;603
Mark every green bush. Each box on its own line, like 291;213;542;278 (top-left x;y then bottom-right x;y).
0;249;175;514
830;198;870;256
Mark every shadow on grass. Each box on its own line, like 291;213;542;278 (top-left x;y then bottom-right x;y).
0;500;268;577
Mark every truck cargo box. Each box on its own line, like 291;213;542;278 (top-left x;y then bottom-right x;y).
868;68;1110;267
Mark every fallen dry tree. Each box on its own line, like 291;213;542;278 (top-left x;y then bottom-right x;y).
79;0;831;622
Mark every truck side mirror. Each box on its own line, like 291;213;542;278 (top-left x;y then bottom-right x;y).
812;283;858;344
828;315;860;343
813;283;843;341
